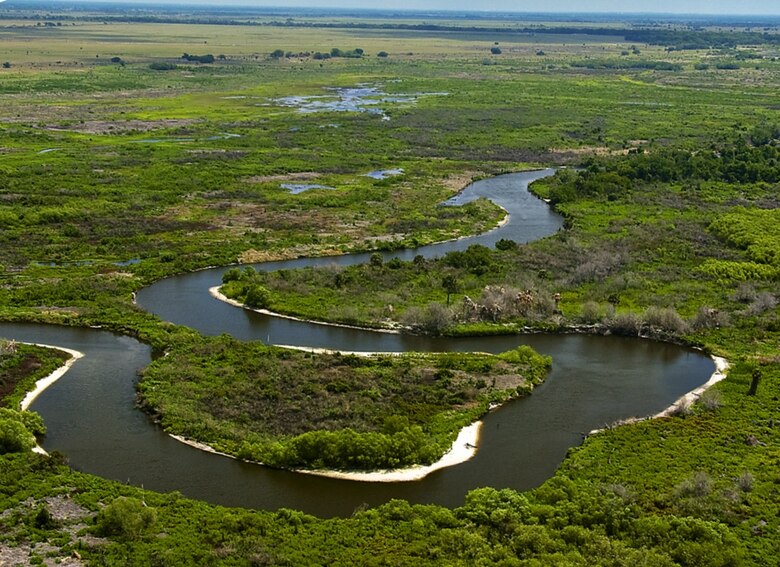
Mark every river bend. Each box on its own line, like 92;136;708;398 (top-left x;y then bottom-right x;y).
5;170;714;517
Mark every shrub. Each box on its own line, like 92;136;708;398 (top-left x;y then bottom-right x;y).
244;284;271;309
221;267;245;283
675;471;712;499
732;282;757;303
0;418;36;454
490;47;502;55
736;471;754;493
580;301;602;324
644;306;689;335
747;292;777;316
494;238;517;251
608;312;642;336
691;306;730;330
698;389;722;411
402;303;453;335
148;62;177;71
95;497;156;540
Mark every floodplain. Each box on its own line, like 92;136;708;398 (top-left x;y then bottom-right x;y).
0;5;779;565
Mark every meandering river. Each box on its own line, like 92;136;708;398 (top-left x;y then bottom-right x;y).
5;170;714;517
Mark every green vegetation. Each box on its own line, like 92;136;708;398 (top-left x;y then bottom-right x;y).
0;5;779;564
138;334;550;470
0;341;70;407
0;341;62;455
0;451;745;565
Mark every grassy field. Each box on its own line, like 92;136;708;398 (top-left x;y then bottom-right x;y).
0;7;779;565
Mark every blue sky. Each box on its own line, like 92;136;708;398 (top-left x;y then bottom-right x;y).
76;1;780;16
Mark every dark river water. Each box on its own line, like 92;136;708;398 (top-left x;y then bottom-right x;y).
5;170;714;517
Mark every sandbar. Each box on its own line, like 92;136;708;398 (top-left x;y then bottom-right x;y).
19;343;84;411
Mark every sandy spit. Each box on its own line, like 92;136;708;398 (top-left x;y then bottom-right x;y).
294;422;483;482
209;286;402;334
19;343;85;411
169;421;484;483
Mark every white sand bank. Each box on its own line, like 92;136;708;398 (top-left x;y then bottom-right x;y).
209;287;402;334
295;421;483;482
19;343;84;411
169;420;483;483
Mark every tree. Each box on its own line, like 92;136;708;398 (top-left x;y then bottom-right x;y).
95;497;156;541
490;47;502;55
245;284;271;309
370;252;384;269
0;418;36;454
495;238;517;251
270;49;285;59
441;274;460;306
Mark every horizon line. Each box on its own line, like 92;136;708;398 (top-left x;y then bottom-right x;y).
15;1;780;18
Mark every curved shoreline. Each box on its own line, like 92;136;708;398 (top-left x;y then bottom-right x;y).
167;349;728;483
19;343;84;412
168;421;483;483
209;286;404;334
588;355;728;435
14;343;84;456
164;308;728;483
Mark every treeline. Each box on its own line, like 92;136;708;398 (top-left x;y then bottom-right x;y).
570;60;683;71
6;8;780;51
261;22;780;50
547;133;780;205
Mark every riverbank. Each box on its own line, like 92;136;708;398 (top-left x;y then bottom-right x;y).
168;420;483;483
296;422;482;482
19;343;84;411
209;286;404;334
588;355;729;435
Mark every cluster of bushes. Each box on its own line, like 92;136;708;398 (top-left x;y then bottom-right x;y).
310;47;364;60
0;408;44;454
0;342;61;455
181;53;215;64
240;425;442;470
570;60;682;71
710;208;780;268
148;61;177;71
221;266;271;309
544;134;780;206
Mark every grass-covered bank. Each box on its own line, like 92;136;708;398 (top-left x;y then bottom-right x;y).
137;335;550;471
0;451;744;566
0;340;66;458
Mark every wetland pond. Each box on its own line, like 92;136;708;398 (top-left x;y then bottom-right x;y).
11;170;714;517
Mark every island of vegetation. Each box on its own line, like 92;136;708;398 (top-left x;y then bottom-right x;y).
137;336;550;471
0;3;778;565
